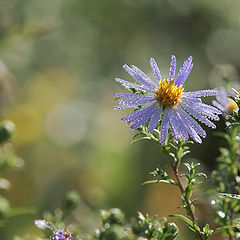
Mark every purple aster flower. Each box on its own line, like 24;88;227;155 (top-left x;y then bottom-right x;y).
114;55;221;144
52;229;72;240
212;87;238;116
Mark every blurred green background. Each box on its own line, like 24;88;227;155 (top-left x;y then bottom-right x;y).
0;0;240;239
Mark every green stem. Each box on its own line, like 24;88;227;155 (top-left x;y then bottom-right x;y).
227;127;239;239
170;162;204;240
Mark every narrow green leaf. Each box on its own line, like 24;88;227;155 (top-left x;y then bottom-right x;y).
184;163;191;172
190;198;199;205
195;173;207;179
181;174;190;182
218;193;240;200
169;153;177;162
181;150;190;158
192;180;203;186
168;214;200;232
142;179;175;185
203;223;209;233
130;136;151;144
132;132;143;139
153;129;160;134
213;225;240;235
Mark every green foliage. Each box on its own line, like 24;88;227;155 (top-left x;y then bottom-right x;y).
0;120;33;226
162;138;193;168
144;138;209;239
100;208;125;226
33;192;82;239
168;214;200;233
39;191;83;238
209;91;240;239
219;193;240;200
202;224;213;239
181;163;207;199
131;127;160;145
95;211;178;240
35;207;178;240
143;166;175;185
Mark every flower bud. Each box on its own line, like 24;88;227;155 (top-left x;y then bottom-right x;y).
100;225;125;240
100;208;125;225
62;191;80;215
0;120;15;144
164;223;179;240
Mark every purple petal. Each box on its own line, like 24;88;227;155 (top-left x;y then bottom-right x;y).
181;96;202;104
118;97;155;105
199;108;220;121
121;102;156;121
123;65;156;89
150;58;162;83
181;102;216;128
148;107;162;133
183;90;218;98
168;109;189;141
216;87;228;107
184;100;222;115
114;97;156;110
130;106;157;130
177;107;206;138
182;101;220;120
212;100;225;112
186;63;193;79
160;109;170;145
175;56;192;86
115;78;154;93
130;65;157;89
175;108;203;143
113;93;154;100
121;102;156;124
169;121;177;140
169;55;176;81
186;126;202;143
127;103;158;125
198;103;222;115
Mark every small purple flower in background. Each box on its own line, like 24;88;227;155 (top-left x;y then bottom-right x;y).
52;229;73;240
212;87;238;116
34;220;73;240
114;55;221;144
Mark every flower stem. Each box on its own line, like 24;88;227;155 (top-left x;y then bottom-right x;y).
170;162;204;240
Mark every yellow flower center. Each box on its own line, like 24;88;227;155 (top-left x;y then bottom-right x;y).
154;79;183;108
227;98;238;113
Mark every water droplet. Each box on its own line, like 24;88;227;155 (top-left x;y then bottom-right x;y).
211;200;216;205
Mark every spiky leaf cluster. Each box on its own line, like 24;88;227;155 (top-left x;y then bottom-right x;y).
95;210;178;240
